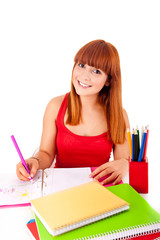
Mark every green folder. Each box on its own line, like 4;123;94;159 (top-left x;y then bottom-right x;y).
34;184;160;240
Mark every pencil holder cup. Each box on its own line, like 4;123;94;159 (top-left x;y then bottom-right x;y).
129;160;148;193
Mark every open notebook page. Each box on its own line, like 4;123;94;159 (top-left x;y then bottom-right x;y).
0;170;43;206
43;167;92;195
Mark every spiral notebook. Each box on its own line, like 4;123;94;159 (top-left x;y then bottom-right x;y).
31;181;129;236
34;183;160;240
27;220;160;240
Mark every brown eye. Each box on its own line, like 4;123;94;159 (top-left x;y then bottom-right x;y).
94;69;101;74
78;63;85;68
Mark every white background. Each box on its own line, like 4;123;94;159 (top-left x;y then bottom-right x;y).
0;0;160;213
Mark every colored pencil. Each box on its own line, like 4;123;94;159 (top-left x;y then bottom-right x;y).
11;135;33;181
141;126;144;145
136;126;140;157
127;128;132;159
134;130;138;161
143;126;149;161
138;129;147;162
132;128;134;161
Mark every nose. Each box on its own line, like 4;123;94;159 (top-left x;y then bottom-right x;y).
81;68;91;82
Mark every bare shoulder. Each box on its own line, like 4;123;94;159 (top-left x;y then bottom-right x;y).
123;108;130;128
48;95;66;109
44;94;66;120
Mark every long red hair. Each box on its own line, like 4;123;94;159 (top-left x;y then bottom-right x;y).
66;40;126;144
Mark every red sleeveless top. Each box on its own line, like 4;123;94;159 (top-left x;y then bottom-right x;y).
55;94;113;168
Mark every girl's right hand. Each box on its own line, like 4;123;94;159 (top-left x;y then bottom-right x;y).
16;158;39;181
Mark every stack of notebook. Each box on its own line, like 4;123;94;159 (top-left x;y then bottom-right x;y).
29;183;160;240
31;181;129;236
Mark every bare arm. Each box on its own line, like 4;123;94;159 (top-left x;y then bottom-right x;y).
34;98;58;170
90;109;130;185
16;95;64;181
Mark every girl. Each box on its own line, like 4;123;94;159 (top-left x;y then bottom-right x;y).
16;39;130;185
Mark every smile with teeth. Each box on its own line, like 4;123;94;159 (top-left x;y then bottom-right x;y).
78;80;91;88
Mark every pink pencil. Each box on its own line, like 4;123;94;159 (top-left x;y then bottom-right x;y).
11;135;33;181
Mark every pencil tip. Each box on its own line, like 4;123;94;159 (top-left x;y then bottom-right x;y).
30;179;34;184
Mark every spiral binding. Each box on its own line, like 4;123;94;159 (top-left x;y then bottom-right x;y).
42;170;48;187
43;170;48;178
34;170;48;189
74;221;160;240
52;205;129;236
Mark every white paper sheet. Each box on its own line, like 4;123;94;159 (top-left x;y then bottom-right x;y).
43;167;92;195
0;170;43;205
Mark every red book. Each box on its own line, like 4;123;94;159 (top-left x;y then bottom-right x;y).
130;231;160;239
26;219;40;240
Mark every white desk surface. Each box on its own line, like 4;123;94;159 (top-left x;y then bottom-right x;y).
0;173;160;240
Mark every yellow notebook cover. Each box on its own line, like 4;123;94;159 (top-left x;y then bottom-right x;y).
31;180;129;236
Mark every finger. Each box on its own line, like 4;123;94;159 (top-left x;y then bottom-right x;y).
94;168;112;180
30;161;39;178
101;172;118;185
113;174;122;185
16;163;31;180
16;167;30;181
90;163;108;178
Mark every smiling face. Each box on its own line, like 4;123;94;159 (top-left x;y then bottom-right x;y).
72;63;109;97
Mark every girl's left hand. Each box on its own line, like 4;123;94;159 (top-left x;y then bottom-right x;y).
89;159;129;185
